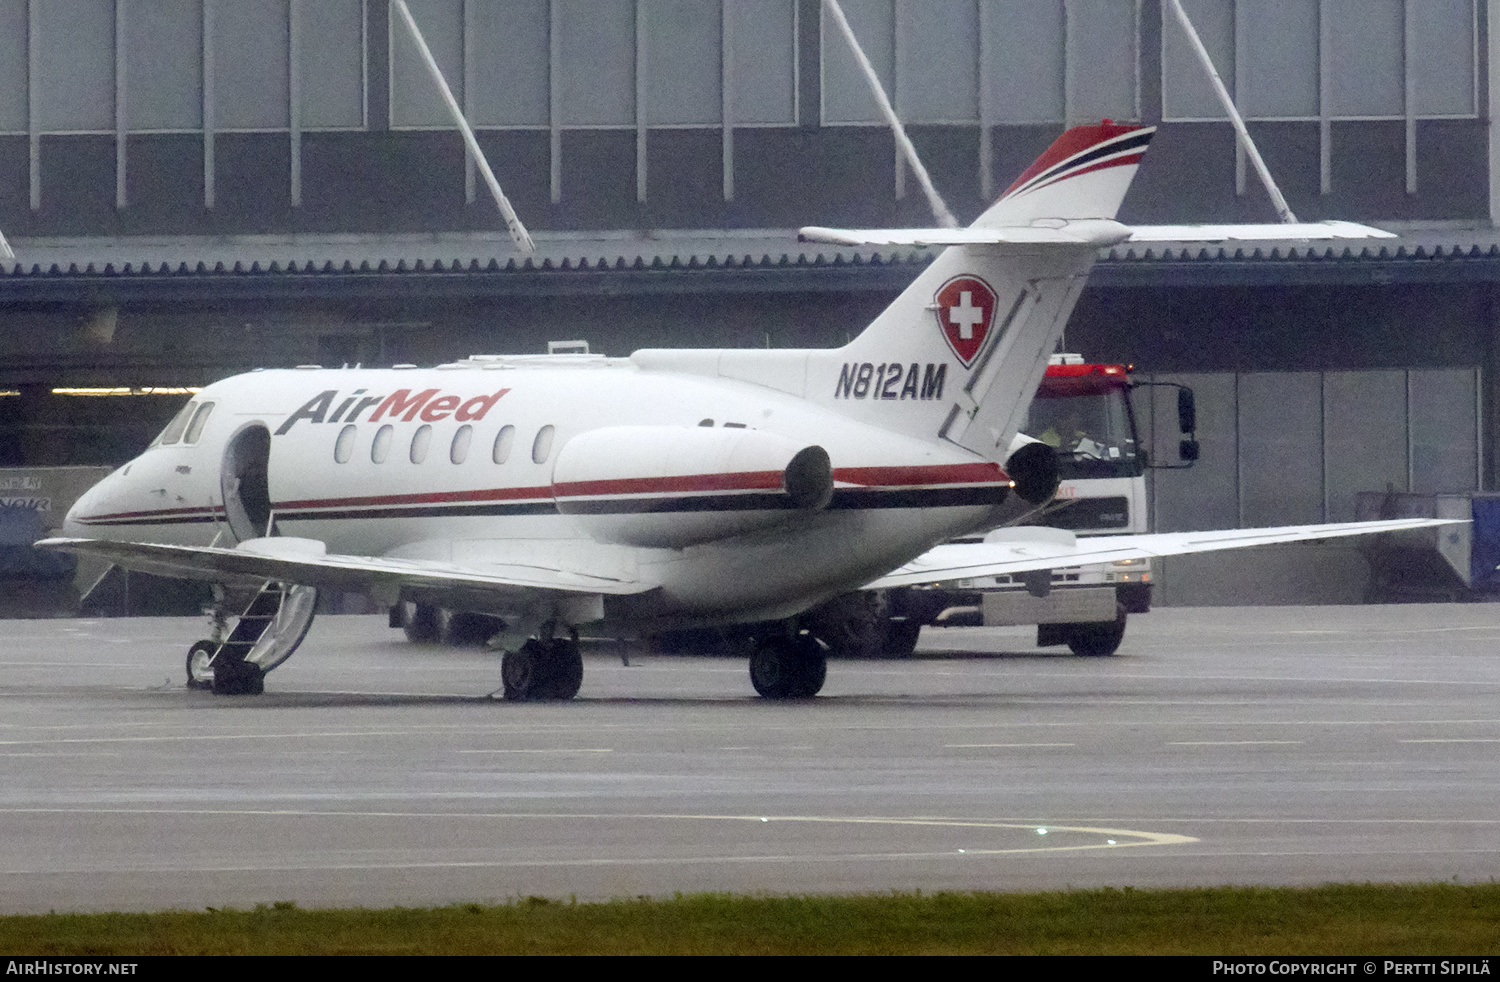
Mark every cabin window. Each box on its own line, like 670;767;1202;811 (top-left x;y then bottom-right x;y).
492;424;515;464
334;424;357;463
371;424;393;463
531;424;555;464
451;425;473;464
410;424;432;463
154;402;196;446
183;402;215;443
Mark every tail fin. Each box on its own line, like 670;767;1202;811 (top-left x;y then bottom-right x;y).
805;123;1155;460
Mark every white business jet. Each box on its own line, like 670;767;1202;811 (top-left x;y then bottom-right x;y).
39;122;1438;700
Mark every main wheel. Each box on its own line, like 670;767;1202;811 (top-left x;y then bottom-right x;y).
1065;604;1127;657
186;640;217;690
749;636;826;699
541;638;584;701
501;639;544;700
401;602;441;644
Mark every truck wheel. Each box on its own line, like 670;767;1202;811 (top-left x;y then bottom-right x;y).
882;619;923;658
1065;604;1127;657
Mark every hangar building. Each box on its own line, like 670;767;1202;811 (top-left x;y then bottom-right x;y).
0;0;1495;606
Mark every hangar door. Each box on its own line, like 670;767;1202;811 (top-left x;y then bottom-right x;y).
1136;368;1482;534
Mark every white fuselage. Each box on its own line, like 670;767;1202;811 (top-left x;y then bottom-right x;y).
66;355;1013;630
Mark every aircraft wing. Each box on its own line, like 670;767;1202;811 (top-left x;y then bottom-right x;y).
35;536;655;597
864;518;1459;590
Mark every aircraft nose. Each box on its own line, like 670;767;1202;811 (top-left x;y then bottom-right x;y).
63;469;118;536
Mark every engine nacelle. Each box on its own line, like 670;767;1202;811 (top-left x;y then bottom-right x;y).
552;426;833;548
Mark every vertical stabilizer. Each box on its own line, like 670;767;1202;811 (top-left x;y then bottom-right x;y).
801;123;1155;461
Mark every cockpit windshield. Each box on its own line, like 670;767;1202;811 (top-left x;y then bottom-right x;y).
1021;385;1141;479
150;401;197;447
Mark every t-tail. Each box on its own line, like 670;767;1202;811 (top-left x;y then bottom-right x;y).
800;122;1155;461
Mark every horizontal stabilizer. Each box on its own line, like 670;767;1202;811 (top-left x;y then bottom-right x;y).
864;518;1460;590
800;219;1394;249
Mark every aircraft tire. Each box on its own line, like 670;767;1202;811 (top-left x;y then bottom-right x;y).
439;609;500;648
501;639;544;701
186;641;216;690
1064;605;1127;657
542;639;584;701
750;637;825;699
401;602;441;644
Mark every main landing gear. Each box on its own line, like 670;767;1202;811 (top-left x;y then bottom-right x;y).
499;635;584;702
749;633;827;699
187;581;318;695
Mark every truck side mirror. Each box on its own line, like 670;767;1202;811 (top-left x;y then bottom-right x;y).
1177;388;1196;435
1179;439;1200;463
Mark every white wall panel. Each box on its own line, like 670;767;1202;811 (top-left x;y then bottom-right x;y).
1066;0;1137;122
126;0;203;131
897;0;978;124
557;0;635;126
1236;0;1318;118
1410;368;1479;494
644;0;721;125
1409;0;1477;116
729;0;796;125
300;0;365;129
0;0;27;134
981;0;1064;124
1326;0;1404;117
468;0;549;127
1323;371;1406;522
214;0;290;130
35;0;115;132
1238;372;1323;526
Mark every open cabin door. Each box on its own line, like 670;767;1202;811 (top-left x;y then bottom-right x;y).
220;424;271;543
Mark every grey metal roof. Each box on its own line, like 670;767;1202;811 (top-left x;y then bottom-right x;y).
4;221;1500;298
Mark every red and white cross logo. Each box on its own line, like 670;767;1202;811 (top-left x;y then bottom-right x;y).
933;275;998;368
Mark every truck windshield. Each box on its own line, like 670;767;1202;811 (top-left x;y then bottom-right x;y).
1023;385;1142;479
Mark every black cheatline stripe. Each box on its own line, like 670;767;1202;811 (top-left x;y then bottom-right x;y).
279;501;558;522
829;485;1010;510
282;485;1011;522
78;514;219;528
1013;131;1154;196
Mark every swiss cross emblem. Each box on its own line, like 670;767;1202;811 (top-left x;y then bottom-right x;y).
934;275;998;368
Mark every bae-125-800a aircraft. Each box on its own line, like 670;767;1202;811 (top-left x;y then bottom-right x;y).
40;122;1446;700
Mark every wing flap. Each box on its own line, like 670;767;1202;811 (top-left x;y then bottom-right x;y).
865;518;1461;590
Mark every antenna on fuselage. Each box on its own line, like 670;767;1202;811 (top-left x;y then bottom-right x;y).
390;0;536;255
822;0;958;229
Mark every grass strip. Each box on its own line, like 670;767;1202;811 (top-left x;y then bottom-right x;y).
2;883;1499;955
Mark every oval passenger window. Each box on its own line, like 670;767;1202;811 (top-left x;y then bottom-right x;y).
451;425;473;464
492;424;515;464
371;424;393;463
410;425;432;464
334;424;356;463
531;424;555;464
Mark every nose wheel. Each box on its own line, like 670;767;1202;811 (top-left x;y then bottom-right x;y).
186;640;217;690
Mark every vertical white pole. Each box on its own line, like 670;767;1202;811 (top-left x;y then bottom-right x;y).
549;0;561;204
115;0;127;209
391;0;535;253
822;0;956;227
1164;0;1297;222
203;0;215;209
290;0;302;207
721;0;733;201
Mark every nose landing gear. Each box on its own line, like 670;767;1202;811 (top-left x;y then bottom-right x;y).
187;581;318;695
499;634;584;701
